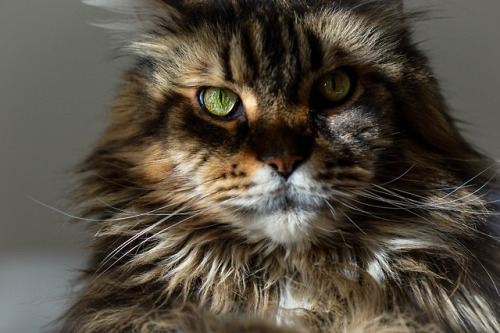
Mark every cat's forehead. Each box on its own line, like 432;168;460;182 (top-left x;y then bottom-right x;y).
141;0;407;101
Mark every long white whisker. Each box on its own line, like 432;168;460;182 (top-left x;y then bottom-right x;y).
380;164;416;186
362;185;500;241
96;191;216;271
95;191;203;219
441;169;499;205
324;199;337;220
337;209;366;235
440;164;495;200
94;196;236;279
97;205;196;271
27;194;113;223
27;190;197;223
335;197;397;222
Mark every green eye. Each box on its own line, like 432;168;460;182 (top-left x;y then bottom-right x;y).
317;69;352;103
200;87;239;117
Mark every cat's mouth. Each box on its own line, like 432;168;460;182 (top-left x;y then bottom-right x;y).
212;166;337;244
229;184;332;244
232;181;326;215
273;188;322;212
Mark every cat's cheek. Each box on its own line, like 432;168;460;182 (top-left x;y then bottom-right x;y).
314;107;390;169
130;143;177;184
193;152;264;198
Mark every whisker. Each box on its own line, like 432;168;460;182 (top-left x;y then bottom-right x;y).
380;164;416;186
323;199;338;220
27;194;114;223
337;208;366;235
96;191;216;271
96;204;196;272
335;197;396;222
96;191;204;218
94;195;236;279
440;164;495;200
93;191;210;260
28;191;196;224
359;185;500;241
444;170;499;204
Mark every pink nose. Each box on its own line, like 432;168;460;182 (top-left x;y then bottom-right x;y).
263;155;304;179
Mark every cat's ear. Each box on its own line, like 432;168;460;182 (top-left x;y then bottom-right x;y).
83;0;180;15
83;0;182;32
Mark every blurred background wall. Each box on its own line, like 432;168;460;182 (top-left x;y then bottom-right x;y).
0;1;498;331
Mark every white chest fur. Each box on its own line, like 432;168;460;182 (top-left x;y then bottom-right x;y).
276;281;313;325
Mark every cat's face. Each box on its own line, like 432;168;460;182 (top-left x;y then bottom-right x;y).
93;0;467;247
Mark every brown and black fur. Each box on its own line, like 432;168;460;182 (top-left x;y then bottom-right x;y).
58;0;500;332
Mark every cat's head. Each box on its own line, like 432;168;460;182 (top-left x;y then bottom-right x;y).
84;0;480;248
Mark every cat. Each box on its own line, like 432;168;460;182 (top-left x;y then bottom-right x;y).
57;0;500;332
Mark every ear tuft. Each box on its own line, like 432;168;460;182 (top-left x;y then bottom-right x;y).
83;0;181;55
82;0;178;29
84;0;175;18
83;0;137;13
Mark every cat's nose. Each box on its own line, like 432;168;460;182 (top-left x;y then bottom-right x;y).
263;155;304;180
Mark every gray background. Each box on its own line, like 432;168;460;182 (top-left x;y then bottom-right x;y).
0;1;498;332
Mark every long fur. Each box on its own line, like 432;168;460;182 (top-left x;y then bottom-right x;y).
57;1;499;332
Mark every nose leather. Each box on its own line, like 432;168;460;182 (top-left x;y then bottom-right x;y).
263;155;304;179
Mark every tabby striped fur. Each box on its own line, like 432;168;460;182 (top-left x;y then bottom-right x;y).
58;1;499;332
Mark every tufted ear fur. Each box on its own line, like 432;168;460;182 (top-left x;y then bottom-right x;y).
83;0;181;32
82;0;186;57
83;0;177;14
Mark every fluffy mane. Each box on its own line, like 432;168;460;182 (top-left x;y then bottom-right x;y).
58;1;499;332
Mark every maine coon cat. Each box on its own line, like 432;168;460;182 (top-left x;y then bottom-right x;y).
58;0;499;332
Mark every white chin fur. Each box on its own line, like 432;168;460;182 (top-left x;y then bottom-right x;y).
241;210;330;245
